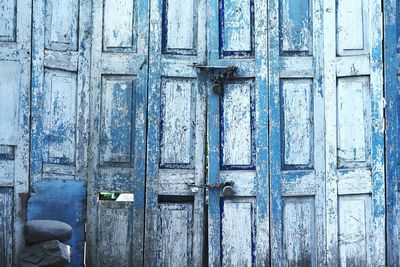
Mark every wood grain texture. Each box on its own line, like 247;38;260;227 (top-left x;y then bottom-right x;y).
160;78;195;166
280;0;312;55
145;0;206;265
221;200;255;266
325;0;385;265
208;0;269;265
222;81;253;167
283;197;315;266
31;0;90;264
157;203;194;266
103;0;136;52
87;0;148;266
269;0;325;265
0;188;13;267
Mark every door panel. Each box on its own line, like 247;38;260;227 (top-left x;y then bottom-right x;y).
207;0;269;265
31;1;91;265
324;0;385;265
0;188;13;266
269;0;325;265
0;0;31;265
87;0;149;266
145;0;206;265
384;1;400;265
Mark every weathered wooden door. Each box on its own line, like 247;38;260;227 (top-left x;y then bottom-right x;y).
0;0;31;265
385;1;400;265
207;0;269;265
268;0;325;265
145;0;207;265
30;0;91;265
86;0;149;266
270;0;385;266
323;0;385;265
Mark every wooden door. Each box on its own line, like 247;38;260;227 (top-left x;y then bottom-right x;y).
207;0;269;265
30;0;91;265
145;0;207;265
384;1;400;265
270;0;385;266
324;0;385;265
0;0;31;265
268;0;325;265
86;0;149;266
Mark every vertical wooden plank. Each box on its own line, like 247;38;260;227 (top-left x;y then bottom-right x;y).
337;77;371;166
384;0;400;265
0;188;13;267
0;63;20;146
145;0;206;265
325;0;385;265
87;0;149;265
221;0;252;53
99;76;136;165
31;0;91;264
323;0;339;264
336;0;368;54
269;0;325;265
207;0;269;265
164;0;195;50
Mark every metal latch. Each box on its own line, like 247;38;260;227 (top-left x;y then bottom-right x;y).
192;63;238;95
186;181;236;196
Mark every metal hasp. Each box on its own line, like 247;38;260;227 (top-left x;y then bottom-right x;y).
187;181;235;196
193;63;238;94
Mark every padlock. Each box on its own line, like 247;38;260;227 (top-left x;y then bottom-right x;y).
212;81;223;94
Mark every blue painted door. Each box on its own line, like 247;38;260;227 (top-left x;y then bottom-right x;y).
207;0;269;265
268;0;385;266
385;1;400;265
0;0;31;265
268;0;325;265
145;0;207;265
323;1;385;265
86;0;149;266
269;0;385;266
30;0;91;265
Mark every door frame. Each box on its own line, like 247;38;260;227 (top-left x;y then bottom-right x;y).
384;0;399;265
